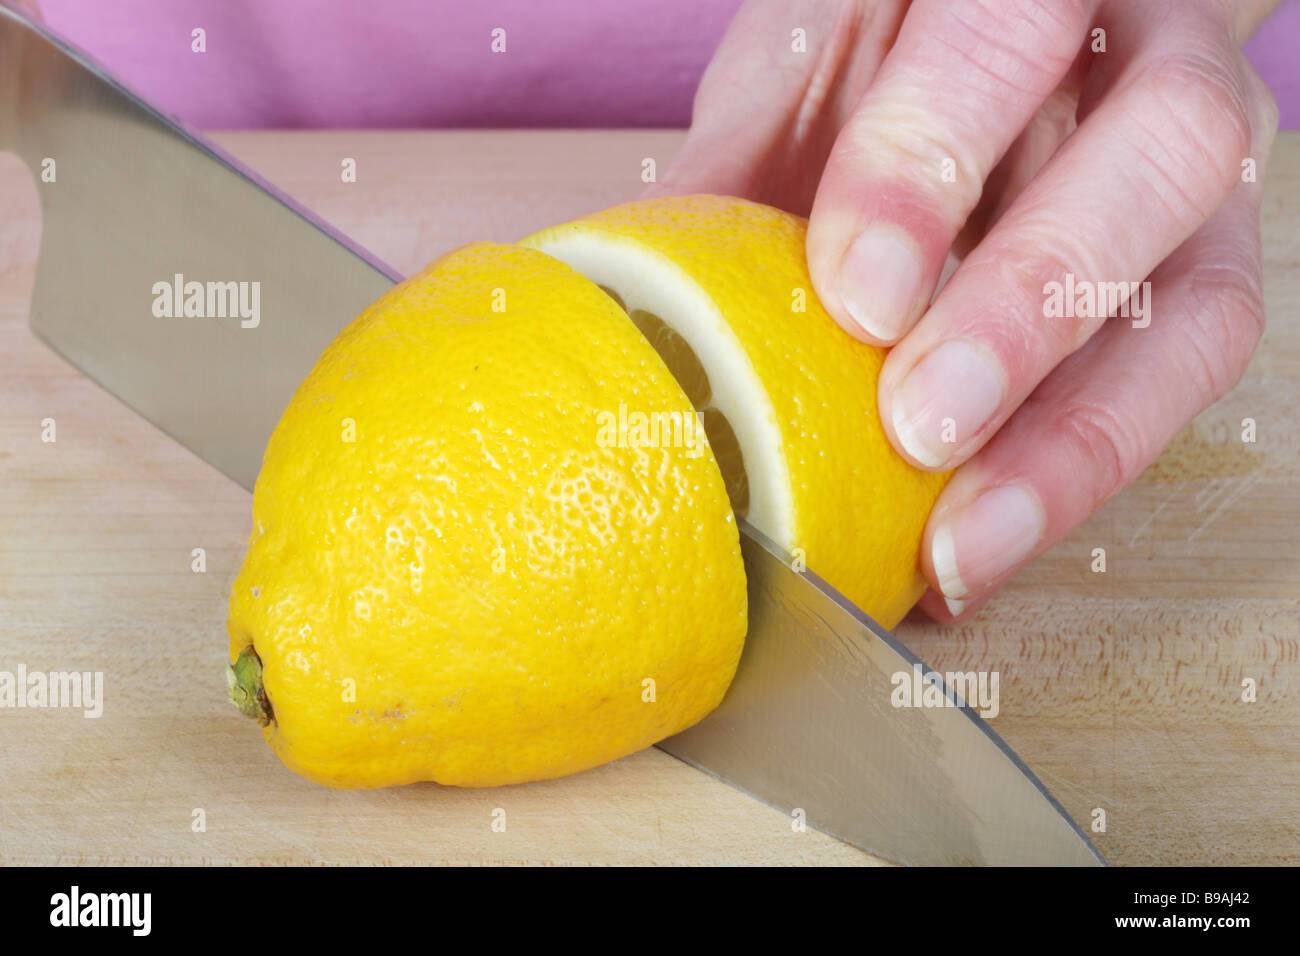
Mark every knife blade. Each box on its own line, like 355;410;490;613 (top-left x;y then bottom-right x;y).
0;5;401;490
1;5;1102;865
663;520;1103;865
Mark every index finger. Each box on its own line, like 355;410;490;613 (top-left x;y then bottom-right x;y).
806;0;1097;343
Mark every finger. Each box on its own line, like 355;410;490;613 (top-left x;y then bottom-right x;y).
880;4;1260;472
953;55;1088;259
805;0;1098;343
921;150;1272;606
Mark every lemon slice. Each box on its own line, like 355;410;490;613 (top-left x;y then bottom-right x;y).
522;196;951;628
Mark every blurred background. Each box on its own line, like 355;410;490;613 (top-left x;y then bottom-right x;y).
27;0;1300;131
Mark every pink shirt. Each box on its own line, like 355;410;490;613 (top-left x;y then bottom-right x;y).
34;0;1300;130
37;0;742;128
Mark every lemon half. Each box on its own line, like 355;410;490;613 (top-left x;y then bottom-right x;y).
227;241;747;788
523;196;950;628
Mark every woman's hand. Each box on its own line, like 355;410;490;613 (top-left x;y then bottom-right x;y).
652;0;1280;620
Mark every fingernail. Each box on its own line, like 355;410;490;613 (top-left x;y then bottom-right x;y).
891;339;1003;467
942;595;967;617
931;484;1044;599
837;225;924;341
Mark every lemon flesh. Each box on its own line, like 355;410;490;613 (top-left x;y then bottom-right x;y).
523;196;951;629
227;242;747;788
616;298;750;517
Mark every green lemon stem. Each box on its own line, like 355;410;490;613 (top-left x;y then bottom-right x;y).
227;645;273;726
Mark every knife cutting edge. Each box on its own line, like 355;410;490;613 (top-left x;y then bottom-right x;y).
0;4;1103;866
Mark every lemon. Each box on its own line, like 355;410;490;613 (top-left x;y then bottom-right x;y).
227;242;748;788
229;197;951;790
522;196;950;628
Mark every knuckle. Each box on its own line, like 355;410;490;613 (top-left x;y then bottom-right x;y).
1180;263;1265;400
1144;51;1253;182
944;0;1091;87
984;239;1103;354
1053;401;1148;509
841;101;985;210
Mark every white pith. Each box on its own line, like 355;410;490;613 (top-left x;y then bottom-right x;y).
524;230;795;549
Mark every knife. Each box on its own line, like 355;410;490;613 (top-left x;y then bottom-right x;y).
0;5;1102;866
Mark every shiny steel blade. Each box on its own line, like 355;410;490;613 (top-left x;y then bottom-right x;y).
0;6;400;490
660;521;1105;866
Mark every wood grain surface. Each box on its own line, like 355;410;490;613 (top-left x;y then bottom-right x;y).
0;130;1296;865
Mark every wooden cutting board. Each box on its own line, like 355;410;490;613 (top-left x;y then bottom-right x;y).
1;130;1296;865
